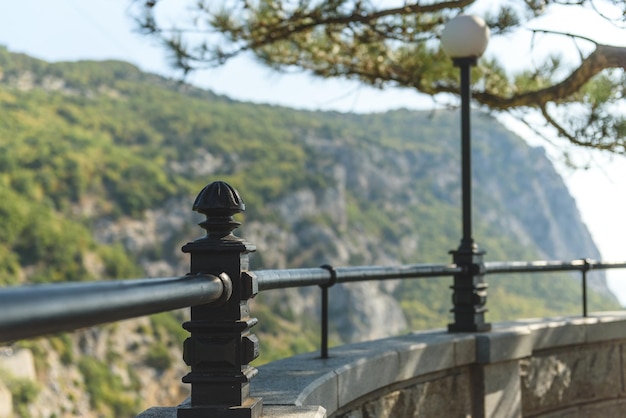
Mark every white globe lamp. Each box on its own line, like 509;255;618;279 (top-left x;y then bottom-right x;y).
441;15;490;59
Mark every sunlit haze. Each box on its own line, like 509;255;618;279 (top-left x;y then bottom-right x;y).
1;0;625;304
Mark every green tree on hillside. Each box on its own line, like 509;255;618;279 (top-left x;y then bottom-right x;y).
135;0;626;153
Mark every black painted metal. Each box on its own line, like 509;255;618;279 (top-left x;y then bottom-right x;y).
334;264;463;282
320;285;330;359
255;268;331;290
3;178;626;416
255;263;463;358
253;260;626;291
458;57;476;251
319;265;338;359
448;56;491;333
178;181;262;418
485;259;587;273
486;259;626;318
592;261;626;270
0;274;226;343
5;258;622;344
484;259;626;274
582;260;589;318
255;264;463;291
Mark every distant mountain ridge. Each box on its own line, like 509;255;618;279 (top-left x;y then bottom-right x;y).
0;45;619;417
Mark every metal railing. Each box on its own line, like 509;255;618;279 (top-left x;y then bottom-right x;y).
255;263;463;290
0;274;230;342
1;180;625;418
251;259;626;359
486;259;626;317
2;260;623;345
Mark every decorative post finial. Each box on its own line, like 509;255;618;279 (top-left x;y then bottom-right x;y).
178;181;262;418
193;181;245;240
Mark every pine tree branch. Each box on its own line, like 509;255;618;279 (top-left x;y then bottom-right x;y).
473;44;626;109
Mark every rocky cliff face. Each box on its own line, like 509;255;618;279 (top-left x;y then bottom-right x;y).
80;111;614;348
2;120;613;416
1;317;189;418
0;51;617;417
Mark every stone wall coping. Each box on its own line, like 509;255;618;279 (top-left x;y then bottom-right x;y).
253;329;476;411
254;312;626;415
493;311;626;351
136;312;626;418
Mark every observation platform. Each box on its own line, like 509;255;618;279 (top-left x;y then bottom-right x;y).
4;180;625;418
139;311;626;418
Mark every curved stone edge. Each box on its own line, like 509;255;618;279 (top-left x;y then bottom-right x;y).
136;312;626;417
253;328;476;413
253;312;626;416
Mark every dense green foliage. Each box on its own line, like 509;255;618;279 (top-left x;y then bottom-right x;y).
78;357;139;416
137;0;626;153
0;367;40;417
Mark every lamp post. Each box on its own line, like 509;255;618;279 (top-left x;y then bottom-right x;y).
441;15;492;332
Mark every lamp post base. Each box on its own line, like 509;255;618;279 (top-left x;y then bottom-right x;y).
448;244;491;333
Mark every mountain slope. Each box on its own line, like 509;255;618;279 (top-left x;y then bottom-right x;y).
0;46;620;416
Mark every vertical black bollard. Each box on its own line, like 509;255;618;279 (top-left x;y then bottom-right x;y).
582;259;590;318
319;264;337;359
177;181;262;418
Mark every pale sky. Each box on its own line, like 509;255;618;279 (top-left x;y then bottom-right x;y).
1;0;625;304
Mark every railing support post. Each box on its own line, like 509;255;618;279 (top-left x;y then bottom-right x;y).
319;265;337;359
582;259;591;318
178;181;262;418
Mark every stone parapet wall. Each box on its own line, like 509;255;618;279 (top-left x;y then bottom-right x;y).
521;341;626;417
255;312;626;418
137;312;626;418
334;367;473;418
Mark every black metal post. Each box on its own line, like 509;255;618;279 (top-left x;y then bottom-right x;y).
320;285;329;359
582;259;590;317
319;265;337;359
178;181;262;418
448;58;491;333
460;59;473;250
